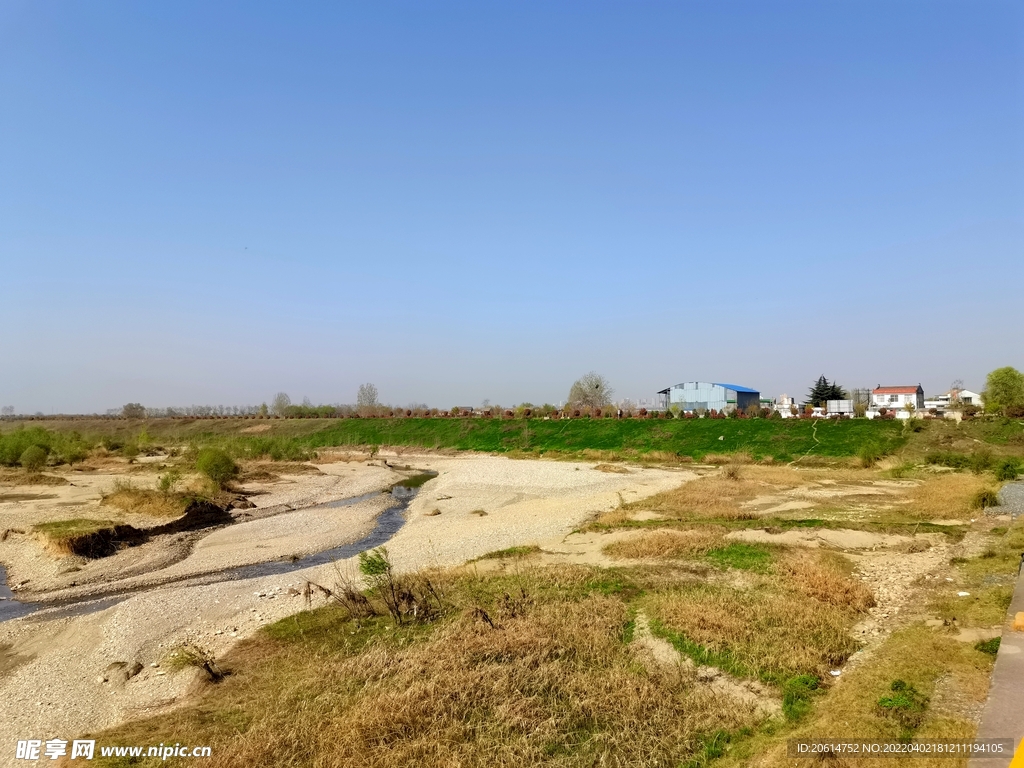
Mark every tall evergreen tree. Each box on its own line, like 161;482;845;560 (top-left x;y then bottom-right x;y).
808;376;847;406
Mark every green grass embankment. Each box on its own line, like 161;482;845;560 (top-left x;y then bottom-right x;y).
148;417;906;463
10;414;1022;465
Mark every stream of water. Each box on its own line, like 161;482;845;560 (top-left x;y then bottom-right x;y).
0;473;434;623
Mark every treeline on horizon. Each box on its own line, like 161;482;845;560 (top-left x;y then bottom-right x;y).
3;365;1021;422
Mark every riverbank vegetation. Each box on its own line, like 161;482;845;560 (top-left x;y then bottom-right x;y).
5;413;1023;471
9;436;1010;767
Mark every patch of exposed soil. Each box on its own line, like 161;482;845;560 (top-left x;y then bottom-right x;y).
726;527;920;550
844;541;953;663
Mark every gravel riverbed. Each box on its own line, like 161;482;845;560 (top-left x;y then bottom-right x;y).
0;454;687;765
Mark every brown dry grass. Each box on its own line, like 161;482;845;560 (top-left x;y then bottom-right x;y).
553;448;694;466
595;466;975;532
603;528;726;560
253;460;322;475
593;463;630;474
605;466;810;524
310;449;375;464
101;481;189;517
32;518;119;556
702;452;754;465
0;468;70;487
645;583;862;682
904;473;1001;519
718;625;991;768
778;550;876;612
88;568;763;768
644;550;873;682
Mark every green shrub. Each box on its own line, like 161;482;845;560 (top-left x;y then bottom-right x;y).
994;459;1021;482
782;674;820;721
971;489;1000;510
877;679;928;734
196;447;239;489
358;547;392;578
158;470;181;494
925;451;971;470
859;445;878;468
0;427;87;467
970;450;994;474
975;637;1000;655
19;445;48;472
888;462;916;479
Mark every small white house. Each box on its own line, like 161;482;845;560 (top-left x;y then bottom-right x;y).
871;385;925;413
937;389;984;409
775;393;798;418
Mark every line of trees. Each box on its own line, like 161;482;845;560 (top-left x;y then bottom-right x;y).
8;367;1022;421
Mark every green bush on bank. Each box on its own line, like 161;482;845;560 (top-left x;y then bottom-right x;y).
0;427;90;467
195;447;239;489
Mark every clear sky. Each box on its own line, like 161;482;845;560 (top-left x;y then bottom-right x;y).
1;1;1022;413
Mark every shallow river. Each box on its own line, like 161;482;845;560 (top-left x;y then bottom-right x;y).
0;474;433;623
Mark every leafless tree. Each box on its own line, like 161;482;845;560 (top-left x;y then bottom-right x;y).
271;392;292;416
567;372;613;409
950;379;965;404
357;383;379;411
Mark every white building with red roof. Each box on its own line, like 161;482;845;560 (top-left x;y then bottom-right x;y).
871;385;925;411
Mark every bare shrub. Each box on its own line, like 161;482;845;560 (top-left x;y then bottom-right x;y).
165;643;224;682
358;547;444;624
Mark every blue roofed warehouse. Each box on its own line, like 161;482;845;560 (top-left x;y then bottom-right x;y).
656;382;761;414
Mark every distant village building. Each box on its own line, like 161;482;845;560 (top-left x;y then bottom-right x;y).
775;393;798;418
871;385;925;413
657;382;760;413
937;389;983;409
826;399;855;416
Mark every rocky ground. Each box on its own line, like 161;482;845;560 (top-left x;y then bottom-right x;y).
998;481;1024;519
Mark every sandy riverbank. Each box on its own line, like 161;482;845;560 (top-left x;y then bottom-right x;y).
0;454;690;765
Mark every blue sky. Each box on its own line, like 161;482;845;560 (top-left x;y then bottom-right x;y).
1;1;1021;412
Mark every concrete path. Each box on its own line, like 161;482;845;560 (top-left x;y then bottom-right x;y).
970;563;1024;767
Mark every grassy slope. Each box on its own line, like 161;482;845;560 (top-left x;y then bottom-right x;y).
3;417;912;463
86;558;871;768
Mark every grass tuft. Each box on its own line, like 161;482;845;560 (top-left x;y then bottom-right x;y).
704;542;773;572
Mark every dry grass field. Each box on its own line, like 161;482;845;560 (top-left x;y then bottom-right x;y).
73;453;1021;768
